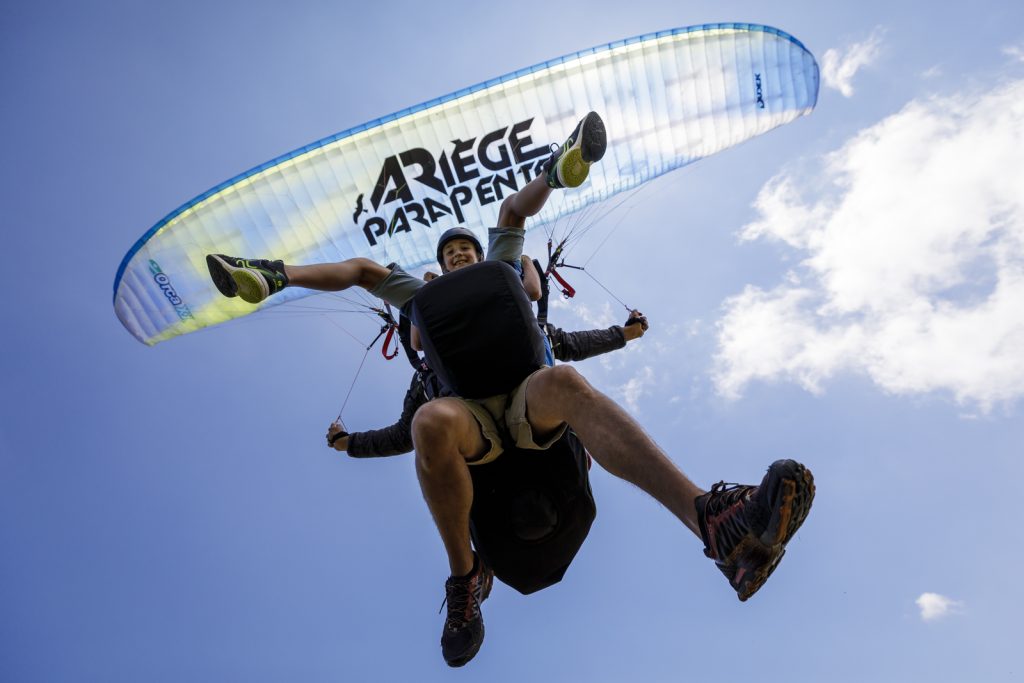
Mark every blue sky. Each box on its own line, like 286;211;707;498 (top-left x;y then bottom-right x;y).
3;1;1023;681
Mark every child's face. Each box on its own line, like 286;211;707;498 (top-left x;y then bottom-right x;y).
443;239;481;272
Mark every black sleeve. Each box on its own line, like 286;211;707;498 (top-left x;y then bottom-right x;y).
347;373;427;457
546;324;627;362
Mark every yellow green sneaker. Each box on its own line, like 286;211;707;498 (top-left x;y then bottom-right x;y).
545;111;607;189
206;254;289;304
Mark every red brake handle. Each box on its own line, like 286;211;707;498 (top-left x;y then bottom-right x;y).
381;324;399;360
550;268;576;299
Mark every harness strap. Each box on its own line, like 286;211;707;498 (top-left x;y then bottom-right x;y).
532;258;550;325
396;314;421;370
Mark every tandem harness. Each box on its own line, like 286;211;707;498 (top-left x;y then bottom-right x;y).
405;260;597;594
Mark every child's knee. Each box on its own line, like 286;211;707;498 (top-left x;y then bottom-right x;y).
497;194;525;229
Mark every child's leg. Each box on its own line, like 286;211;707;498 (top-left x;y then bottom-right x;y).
497;173;553;229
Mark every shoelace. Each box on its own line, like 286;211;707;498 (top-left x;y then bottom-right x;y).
707;481;746;505
540;142;560;173
438;578;482;628
704;481;756;559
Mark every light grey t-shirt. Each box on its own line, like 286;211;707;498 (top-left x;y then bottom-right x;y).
369;227;524;309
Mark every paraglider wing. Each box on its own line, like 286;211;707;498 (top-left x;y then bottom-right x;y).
113;22;818;345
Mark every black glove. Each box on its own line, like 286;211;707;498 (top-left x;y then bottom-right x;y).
624;310;649;331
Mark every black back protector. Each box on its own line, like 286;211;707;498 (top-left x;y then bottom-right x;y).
409;260;547;399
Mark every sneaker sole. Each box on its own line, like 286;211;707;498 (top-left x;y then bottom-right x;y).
759;460;815;548
206;254;238;297
557;148;590;188
233;269;270;304
553;112;607;188
578;111;607;163
736;461;814;602
737;545;786;602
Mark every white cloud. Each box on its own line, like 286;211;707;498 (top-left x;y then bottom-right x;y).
714;285;864;399
821;28;885;97
550;297;616;330
714;79;1024;411
616;366;655;413
1003;45;1024;63
916;592;964;621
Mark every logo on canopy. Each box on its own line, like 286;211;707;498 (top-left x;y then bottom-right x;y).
356;118;551;246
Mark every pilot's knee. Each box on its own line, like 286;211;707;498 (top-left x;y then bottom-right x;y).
546;364;591;395
411;400;458;445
